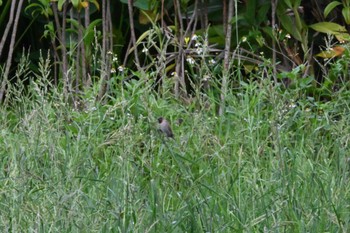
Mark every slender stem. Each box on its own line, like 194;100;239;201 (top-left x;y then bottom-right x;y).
0;0;25;102
219;0;234;116
0;0;16;59
127;0;141;69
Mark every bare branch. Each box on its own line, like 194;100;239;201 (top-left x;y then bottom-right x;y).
0;0;25;102
0;0;16;59
219;0;234;116
127;0;141;69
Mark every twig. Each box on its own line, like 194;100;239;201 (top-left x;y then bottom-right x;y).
0;0;25;102
219;0;234;116
127;0;141;69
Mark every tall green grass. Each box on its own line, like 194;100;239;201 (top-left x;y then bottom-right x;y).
0;51;350;232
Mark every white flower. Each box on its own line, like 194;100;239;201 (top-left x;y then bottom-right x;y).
142;47;148;53
118;65;124;72
196;47;203;55
111;68;116;73
191;34;198;41
186;56;195;65
113;56;118;62
288;103;296;108
242;36;247;42
209;59;216;64
285;34;291;39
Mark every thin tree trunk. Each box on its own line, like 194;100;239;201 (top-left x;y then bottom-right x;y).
127;0;141;69
84;5;91;87
0;0;16;58
61;3;69;97
106;0;113;94
223;0;227;35
75;10;81;97
219;0;234;116
0;0;25;102
271;0;278;83
173;0;199;98
97;0;112;100
174;0;185;98
161;0;165;29
107;1;113;70
81;4;90;87
51;2;62;87
199;0;208;28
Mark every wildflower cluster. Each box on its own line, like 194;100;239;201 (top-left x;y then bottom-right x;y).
184;34;217;67
108;51;126;74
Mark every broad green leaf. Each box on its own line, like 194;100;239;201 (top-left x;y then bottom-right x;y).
119;0;157;11
335;33;350;42
66;18;80;29
342;7;350;24
283;0;292;8
245;0;257;25
71;0;80;8
309;22;347;34
309;22;350;42
324;1;341;18
58;0;66;11
83;19;102;45
89;0;100;10
294;0;302;7
135;29;152;45
256;2;271;25
345;0;350;7
139;9;159;25
278;12;302;41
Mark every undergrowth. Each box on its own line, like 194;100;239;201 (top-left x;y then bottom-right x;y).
0;50;350;233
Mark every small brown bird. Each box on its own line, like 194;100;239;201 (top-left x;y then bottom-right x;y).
158;117;174;138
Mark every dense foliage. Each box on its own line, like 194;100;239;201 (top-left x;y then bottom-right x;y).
1;0;350;102
1;0;350;232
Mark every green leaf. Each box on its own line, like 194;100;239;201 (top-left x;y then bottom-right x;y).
90;0;100;10
245;0;257;25
119;0;157;11
71;0;80;8
345;0;350;7
83;19;102;45
342;7;350;24
299;76;314;88
278;12;302;41
42;22;55;39
283;0;292;8
324;1;342;18
309;22;350;42
58;0;66;11
309;22;347;34
256;2;271;25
